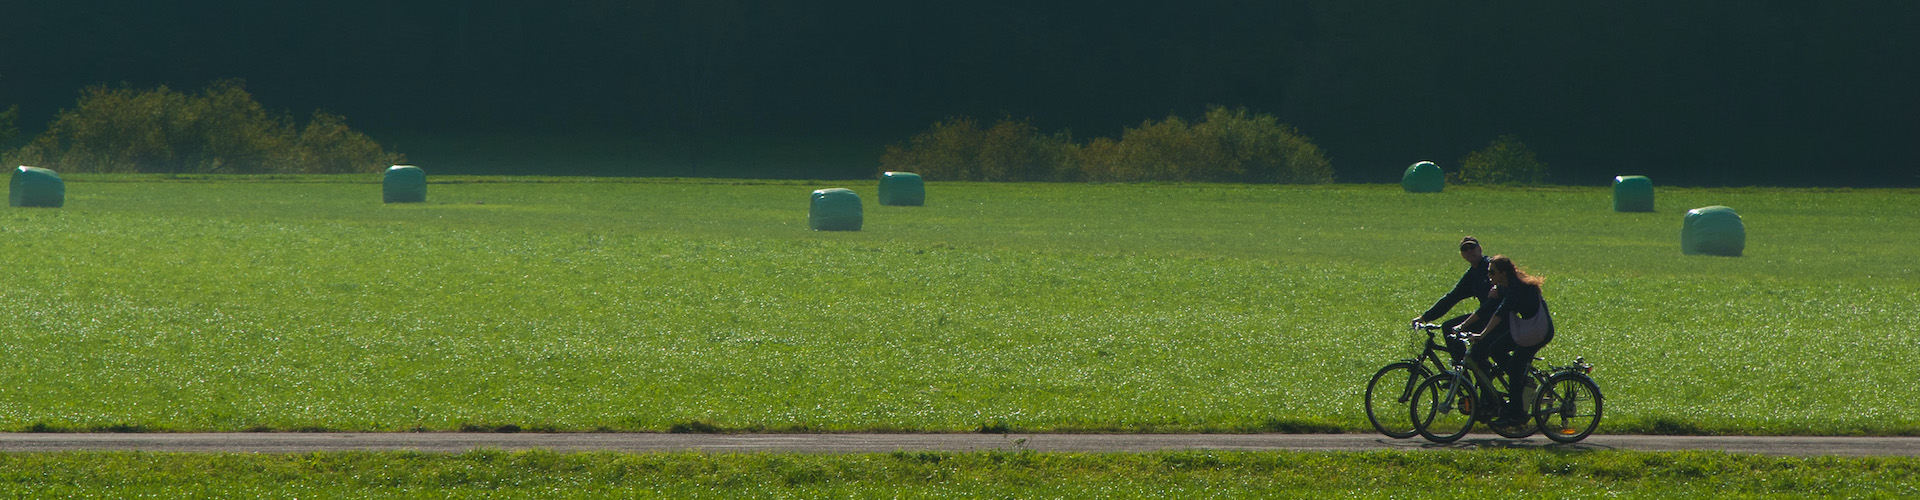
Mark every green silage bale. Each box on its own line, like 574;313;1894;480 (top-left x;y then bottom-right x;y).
1682;205;1745;257
878;171;925;206
10;166;65;208
383;165;426;203
809;188;863;231
1613;175;1654;212
1402;161;1444;193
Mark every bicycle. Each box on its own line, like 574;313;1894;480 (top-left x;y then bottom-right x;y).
1363;322;1458;438
1409;330;1604;443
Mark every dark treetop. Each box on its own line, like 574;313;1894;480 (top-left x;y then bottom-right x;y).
4;1;1916;186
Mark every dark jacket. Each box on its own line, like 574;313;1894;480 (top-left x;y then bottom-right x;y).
1491;279;1552;344
1422;256;1495;321
1492;280;1545;323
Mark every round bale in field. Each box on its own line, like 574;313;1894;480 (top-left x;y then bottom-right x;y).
878;171;925;206
1402;161;1444;193
1613;175;1654;212
809;188;863;231
1682;205;1745;256
383;165;426;203
10;166;65;208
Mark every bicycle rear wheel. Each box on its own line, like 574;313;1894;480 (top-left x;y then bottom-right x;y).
1365;362;1427;439
1536;374;1603;443
1410;373;1475;443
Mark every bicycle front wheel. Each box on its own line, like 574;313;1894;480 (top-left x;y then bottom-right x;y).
1410;373;1475;443
1365;362;1427;439
1536;374;1603;443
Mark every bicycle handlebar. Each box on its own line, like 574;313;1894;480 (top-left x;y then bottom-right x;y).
1410;322;1472;341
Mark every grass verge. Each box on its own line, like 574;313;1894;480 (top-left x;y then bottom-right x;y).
0;450;1913;498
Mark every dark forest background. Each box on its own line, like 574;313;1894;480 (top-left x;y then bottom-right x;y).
3;1;1917;186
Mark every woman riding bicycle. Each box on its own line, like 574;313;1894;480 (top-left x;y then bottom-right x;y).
1456;255;1553;428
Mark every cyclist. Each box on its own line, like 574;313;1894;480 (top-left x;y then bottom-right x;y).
1460;255;1554;427
1409;236;1493;363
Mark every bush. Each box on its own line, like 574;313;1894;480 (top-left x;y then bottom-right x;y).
293;111;403;174
878;116;1074;182
3;81;403;174
1202;107;1335;184
0;105;18;146
1455;134;1549;185
1077;115;1200;182
1078;107;1333;183
883;106;1333;184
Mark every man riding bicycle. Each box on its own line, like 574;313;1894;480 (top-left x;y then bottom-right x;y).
1409;236;1493;364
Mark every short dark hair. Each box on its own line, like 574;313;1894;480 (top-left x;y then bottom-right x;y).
1459;236;1480;252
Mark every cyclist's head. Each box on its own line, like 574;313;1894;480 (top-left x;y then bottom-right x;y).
1458;236;1483;261
1488;254;1545;287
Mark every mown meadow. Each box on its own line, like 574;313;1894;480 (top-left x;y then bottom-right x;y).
0;175;1914;434
1;449;1916;498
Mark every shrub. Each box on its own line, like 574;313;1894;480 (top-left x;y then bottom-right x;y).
1191;106;1334;184
884;106;1333;184
1455;134;1549;185
1076;107;1333;184
3;81;403;174
879;117;978;181
293;111;403;174
1079;115;1202;182
879;116;1075;182
0;105;18;146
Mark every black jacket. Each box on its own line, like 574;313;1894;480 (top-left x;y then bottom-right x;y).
1492;280;1545;323
1422;256;1495;321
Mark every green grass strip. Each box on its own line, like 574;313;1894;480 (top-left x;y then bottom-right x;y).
0;450;1913;498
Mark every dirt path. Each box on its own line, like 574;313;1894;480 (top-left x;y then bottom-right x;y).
2;433;1914;456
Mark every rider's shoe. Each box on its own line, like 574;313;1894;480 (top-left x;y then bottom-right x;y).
1490;416;1528;428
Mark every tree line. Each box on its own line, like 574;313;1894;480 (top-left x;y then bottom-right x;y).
6;1;1917;185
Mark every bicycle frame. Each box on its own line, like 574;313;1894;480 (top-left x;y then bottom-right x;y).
1410;328;1604;442
1400;325;1455;379
1391;325;1458;406
1433;332;1547;421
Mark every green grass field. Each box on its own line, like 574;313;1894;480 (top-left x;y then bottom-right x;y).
1;175;1915;434
0;450;1914;498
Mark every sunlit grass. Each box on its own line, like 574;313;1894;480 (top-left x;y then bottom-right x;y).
0;176;1914;433
0;450;1914;498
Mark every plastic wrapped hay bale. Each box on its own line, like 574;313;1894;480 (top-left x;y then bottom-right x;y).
383;165;426;203
878;171;925;206
1401;161;1444;193
1613;175;1654;212
10;166;65;208
809;188;862;231
1682;205;1745;256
